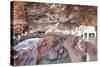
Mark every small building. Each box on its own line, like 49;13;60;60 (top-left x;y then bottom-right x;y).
77;25;96;40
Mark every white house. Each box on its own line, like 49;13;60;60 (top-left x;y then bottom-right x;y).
77;25;96;40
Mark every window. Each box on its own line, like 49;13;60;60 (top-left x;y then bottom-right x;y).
92;33;94;38
84;33;87;38
89;33;95;38
89;33;92;38
81;34;83;38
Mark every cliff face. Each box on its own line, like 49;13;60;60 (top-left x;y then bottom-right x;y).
11;1;97;66
13;35;97;65
11;1;97;35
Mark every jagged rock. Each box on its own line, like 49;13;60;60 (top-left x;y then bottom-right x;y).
63;35;83;62
63;35;77;49
13;35;62;65
14;47;38;66
11;1;27;19
12;19;28;35
36;35;58;59
79;41;97;61
13;38;43;65
11;2;97;34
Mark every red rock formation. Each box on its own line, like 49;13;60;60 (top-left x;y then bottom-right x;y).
12;19;28;35
36;35;58;60
63;35;86;62
79;41;97;61
13;46;38;66
11;1;27;19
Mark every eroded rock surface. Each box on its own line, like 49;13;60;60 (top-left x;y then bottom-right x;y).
12;19;28;35
13;34;97;65
11;1;97;66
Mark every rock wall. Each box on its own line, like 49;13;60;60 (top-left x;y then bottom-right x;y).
13;35;97;65
11;1;97;35
11;1;97;66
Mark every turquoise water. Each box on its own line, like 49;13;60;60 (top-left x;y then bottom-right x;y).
13;38;40;51
39;56;71;64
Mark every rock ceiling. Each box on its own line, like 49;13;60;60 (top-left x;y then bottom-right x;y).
11;1;97;35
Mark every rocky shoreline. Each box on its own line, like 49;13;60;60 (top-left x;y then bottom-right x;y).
11;1;97;66
12;34;97;66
